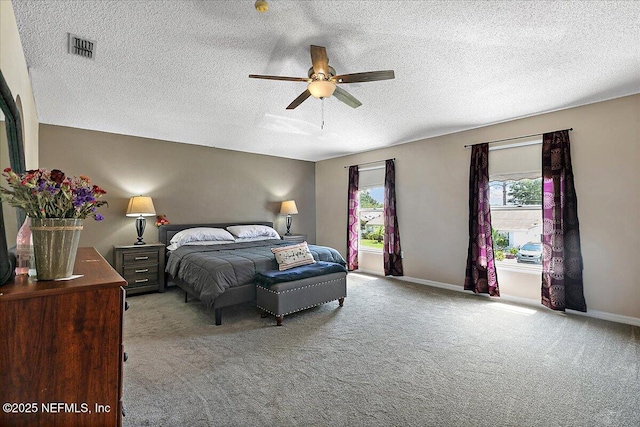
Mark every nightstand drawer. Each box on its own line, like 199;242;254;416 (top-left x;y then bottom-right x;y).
123;250;159;265
123;271;159;288
123;264;159;282
282;234;307;244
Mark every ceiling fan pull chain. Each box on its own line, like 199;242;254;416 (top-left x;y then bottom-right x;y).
321;98;325;130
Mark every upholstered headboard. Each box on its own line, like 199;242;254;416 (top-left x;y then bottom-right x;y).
158;221;274;247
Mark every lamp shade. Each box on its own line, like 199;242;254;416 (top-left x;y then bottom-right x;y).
280;200;298;215
126;196;156;217
308;80;336;99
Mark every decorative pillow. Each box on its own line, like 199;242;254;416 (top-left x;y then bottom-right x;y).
271;242;316;271
169;227;235;249
226;225;280;240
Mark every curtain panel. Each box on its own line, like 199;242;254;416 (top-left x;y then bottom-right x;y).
346;165;359;271
464;143;500;296
541;131;586;312
383;159;403;276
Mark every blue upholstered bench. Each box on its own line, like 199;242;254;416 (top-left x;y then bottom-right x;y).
255;261;347;326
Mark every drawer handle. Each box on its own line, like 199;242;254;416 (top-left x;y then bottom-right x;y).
125;301;130;311
135;268;149;273
135;278;149;283
134;256;149;260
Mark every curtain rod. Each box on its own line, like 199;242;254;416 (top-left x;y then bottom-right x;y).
343;158;395;169
463;128;573;148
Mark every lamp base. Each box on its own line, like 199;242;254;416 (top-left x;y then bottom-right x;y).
285;215;292;236
134;216;147;245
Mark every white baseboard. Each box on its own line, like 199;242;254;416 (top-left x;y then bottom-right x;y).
389;275;640;328
353;268;384;276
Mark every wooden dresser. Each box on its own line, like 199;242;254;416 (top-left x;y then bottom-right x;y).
0;247;127;427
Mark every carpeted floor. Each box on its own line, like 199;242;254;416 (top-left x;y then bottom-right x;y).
122;274;639;426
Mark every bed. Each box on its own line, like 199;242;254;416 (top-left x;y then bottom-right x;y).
159;222;346;325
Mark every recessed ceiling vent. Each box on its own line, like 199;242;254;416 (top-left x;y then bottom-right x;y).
68;33;96;59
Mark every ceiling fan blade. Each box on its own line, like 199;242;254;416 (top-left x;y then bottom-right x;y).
310;45;330;76
333;86;362;109
249;74;310;82
333;70;395;83
286;89;312;110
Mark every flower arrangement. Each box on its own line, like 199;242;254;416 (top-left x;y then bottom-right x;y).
155;214;170;227
1;168;107;220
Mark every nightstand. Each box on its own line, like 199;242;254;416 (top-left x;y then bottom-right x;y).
113;243;165;295
282;233;307;244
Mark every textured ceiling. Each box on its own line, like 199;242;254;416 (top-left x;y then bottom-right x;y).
11;0;640;161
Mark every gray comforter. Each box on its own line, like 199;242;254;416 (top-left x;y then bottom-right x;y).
165;239;346;307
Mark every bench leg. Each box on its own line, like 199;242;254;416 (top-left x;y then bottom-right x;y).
215;308;222;326
339;297;345;307
276;315;283;326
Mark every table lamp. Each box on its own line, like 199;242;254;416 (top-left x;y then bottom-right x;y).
280;200;298;236
126;196;156;245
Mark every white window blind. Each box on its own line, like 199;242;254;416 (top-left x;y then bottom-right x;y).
488;139;541;181
358;164;385;191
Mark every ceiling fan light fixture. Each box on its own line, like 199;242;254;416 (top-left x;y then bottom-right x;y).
255;0;269;12
308;80;336;99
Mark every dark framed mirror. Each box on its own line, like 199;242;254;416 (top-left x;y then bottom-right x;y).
0;70;27;286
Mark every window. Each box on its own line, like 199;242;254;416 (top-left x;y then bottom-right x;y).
488;139;542;272
359;188;384;252
357;164;385;253
490;178;542;268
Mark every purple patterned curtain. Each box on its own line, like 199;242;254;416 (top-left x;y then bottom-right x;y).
346;165;359;271
464;143;499;296
541;131;586;312
383;159;403;276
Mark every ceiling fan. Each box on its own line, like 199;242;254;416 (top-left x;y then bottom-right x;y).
249;45;395;110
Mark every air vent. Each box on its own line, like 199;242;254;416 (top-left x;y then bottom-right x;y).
68;33;96;59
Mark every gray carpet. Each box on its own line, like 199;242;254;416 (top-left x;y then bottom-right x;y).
123;274;639;426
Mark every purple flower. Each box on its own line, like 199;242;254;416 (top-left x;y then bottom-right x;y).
94;214;104;221
72;187;95;208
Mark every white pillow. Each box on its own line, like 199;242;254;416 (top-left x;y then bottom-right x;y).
166;240;234;251
226;225;280;240
271;242;315;271
234;236;280;243
169;227;235;248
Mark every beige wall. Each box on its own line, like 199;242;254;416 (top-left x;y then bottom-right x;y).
0;0;39;168
316;94;640;319
39;125;316;263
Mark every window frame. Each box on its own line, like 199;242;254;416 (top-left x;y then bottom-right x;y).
489;179;543;274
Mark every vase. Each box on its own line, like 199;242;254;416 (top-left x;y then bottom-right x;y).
30;218;83;280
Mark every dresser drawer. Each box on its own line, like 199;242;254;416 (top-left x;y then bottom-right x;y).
123;250;159;265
